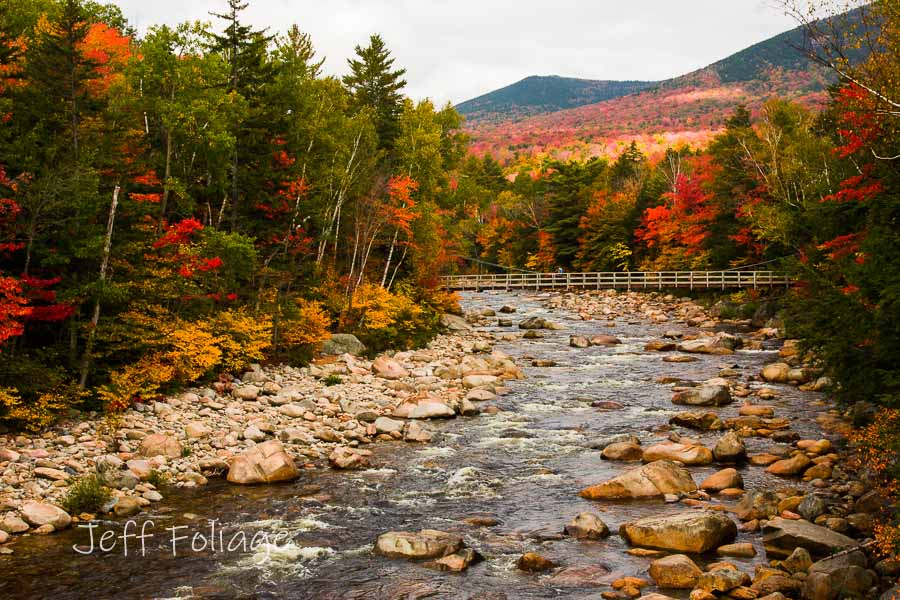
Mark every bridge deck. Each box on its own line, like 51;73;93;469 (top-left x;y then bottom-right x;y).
442;271;790;291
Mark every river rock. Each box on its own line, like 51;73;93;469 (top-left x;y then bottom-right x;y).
404;421;433;443
226;440;300;484
410;401;456;419
700;468;743;492
672;385;732;407
761;517;858;558
518;316;554;330
233;385;260;401
321;333;366;355
761;363;790;383
734;491;780;521
645;340;677;352
669;411;723;431
374;417;404;435
781;547;813;574
328;446;369;470
440;313;472;331
766;453;812;476
601;442;643;461
462;374;499;388
803;563;878;600
649;554;702;588
620;511;737;553
0;448;20;462
466;388;496;401
564;512;610;539
798;494;828;521
570;336;590;348
696;566;749;593
713;432;746;462
20;502;71;530
0;515;29;534
590;335;621;346
517;552;557;572
424;548;480;572
580;460;696;500
716;543;756;558
374;530;463;560
373;356;409;380
138;434;182;459
642;441;713;465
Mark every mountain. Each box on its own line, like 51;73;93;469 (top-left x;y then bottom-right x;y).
458;11;865;163
456;76;657;124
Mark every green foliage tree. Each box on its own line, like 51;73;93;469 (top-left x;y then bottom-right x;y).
342;34;407;151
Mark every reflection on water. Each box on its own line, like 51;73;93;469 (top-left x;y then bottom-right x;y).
0;291;832;600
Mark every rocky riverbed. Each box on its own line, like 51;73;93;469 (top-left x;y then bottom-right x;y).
0;290;896;599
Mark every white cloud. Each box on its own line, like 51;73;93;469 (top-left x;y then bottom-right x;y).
113;0;799;104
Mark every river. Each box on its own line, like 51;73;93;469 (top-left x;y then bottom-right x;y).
0;291;831;599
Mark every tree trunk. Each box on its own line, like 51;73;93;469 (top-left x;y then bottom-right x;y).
78;185;119;389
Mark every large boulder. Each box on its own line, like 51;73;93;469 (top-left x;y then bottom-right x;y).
642;441;713;466
321;333;366;356
20;502;71;530
410;401;456;419
226;440;300;485
762;517;858;558
672;385;732;407
804;551;877;600
138;433;182;459
374;530;463;560
440;313;472;332
619;511;738;553
372;356;409;380
580;460;696;500
761;363;791;383
649;554;702;589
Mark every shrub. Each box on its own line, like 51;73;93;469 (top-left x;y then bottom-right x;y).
212;308;273;373
0;384;85;432
146;469;168;488
324;374;342;386
61;474;111;514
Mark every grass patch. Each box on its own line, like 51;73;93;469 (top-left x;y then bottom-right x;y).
146;469;169;488
61;474;111;514
324;374;342;386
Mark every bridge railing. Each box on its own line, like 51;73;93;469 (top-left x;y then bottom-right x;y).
441;270;791;291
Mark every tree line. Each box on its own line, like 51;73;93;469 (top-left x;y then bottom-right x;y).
0;0;467;428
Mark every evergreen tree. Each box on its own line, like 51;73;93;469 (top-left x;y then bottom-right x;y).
208;0;278;230
343;34;407;151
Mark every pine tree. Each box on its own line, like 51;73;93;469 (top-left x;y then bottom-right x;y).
343;34;407;151
208;0;278;230
23;0;100;161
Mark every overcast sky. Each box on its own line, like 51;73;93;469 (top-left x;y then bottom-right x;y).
113;0;801;105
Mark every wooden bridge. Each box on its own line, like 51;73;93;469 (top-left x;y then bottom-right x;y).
441;270;791;291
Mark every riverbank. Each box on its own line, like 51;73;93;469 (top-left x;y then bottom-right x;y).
0;289;895;599
0;319;522;542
